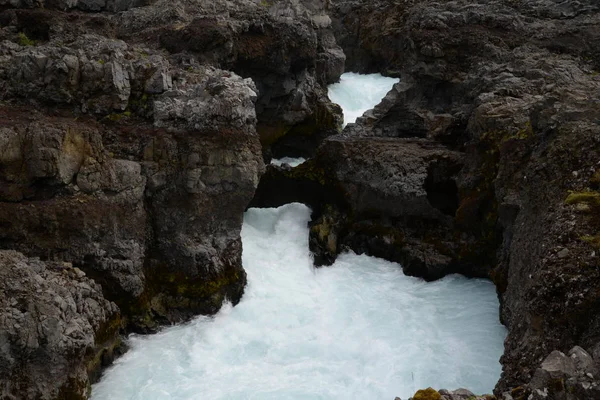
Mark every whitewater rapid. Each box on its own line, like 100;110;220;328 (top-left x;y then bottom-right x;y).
92;73;506;399
92;203;506;400
270;157;306;168
328;72;399;126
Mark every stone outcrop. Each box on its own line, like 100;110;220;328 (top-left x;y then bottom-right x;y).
0;34;265;329
511;346;600;400
1;0;344;158
0;6;268;397
254;0;600;398
1;0;600;399
0;250;121;400
308;136;468;280
252;88;485;280
321;0;600;397
403;346;600;399
119;0;344;158
0;0;353;396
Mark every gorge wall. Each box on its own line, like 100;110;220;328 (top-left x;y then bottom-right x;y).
0;0;342;398
253;0;600;398
1;0;600;399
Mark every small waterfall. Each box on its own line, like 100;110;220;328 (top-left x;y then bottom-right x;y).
327;73;400;127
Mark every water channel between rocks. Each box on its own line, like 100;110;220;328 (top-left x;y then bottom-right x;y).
92;74;507;400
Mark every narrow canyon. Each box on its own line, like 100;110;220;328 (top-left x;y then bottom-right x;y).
0;1;599;399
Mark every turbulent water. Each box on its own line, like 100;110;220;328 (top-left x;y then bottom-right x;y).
271;157;306;167
328;72;400;127
92;203;506;400
92;74;505;400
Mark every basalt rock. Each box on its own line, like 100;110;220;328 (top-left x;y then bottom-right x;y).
0;0;344;159
322;0;600;397
311;137;469;280
407;346;600;400
0;0;143;12
0;32;264;327
117;0;344;158
0;18;264;399
0;250;121;400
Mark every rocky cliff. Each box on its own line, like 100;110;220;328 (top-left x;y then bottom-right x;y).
255;0;600;398
329;0;600;398
2;0;600;399
0;0;346;398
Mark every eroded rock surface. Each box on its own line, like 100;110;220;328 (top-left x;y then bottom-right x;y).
0;4;270;398
120;0;344;158
0;48;265;327
2;0;600;399
0;250;120;400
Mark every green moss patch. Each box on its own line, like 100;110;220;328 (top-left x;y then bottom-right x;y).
105;111;132;122
565;191;600;206
413;388;441;400
282;160;328;186
581;234;600;249
590;170;600;186
17;32;35;46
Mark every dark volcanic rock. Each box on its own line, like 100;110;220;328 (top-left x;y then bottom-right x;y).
0;14;264;398
416;346;600;400
310;137;475;280
2;0;600;399
320;0;600;397
0;37;265;328
0;1;339;399
0;250;121;400
117;0;345;158
252;136;471;280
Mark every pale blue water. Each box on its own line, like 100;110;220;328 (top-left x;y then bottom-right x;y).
92;204;506;400
327;72;399;127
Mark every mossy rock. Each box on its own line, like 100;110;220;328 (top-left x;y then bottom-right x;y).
17;32;35;46
282;159;328;186
565;191;600;206
581;233;600;249
412;388;441;400
258;122;290;147
165;267;243;299
56;377;89;400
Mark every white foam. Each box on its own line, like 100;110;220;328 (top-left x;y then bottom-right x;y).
328;72;399;127
92;203;506;400
271;157;306;168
